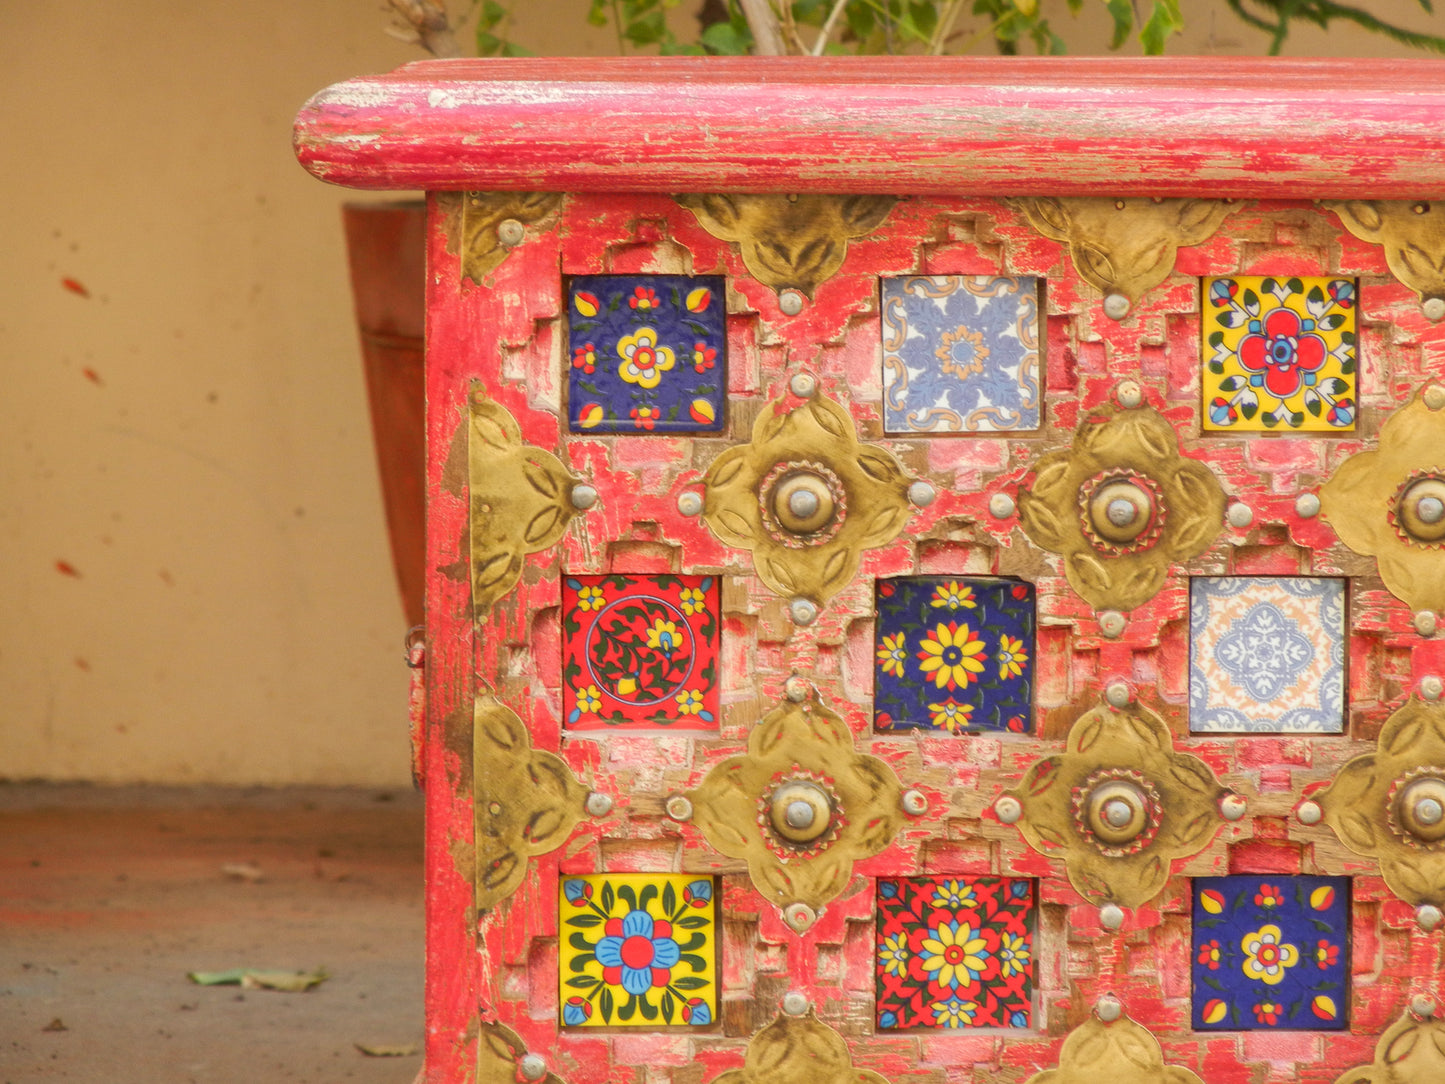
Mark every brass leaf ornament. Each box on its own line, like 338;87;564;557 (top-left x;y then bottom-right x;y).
1024;1007;1205;1084
1333;1002;1445;1084
474;697;587;911
1000;699;1228;910
438;191;564;284
1320;388;1445;614
1016;402;1226;612
468;381;591;615
700;391;915;611
1011;196;1240;308
1323;199;1445;308
685;692;903;931
476;1021;569;1084
676;193;896;297
710;1011;893;1084
1310;696;1445;909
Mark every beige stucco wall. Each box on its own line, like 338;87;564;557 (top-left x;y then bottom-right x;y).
2;2;1441;786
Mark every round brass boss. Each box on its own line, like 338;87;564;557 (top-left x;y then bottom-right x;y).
771;471;837;535
1087;479;1155;545
1084;778;1153;847
1397;476;1445;544
767;780;834;845
1398;776;1445;843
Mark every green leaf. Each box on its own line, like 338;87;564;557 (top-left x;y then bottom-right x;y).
566;975;601;989
1103;0;1133;48
663;882;676;914
700;21;751;54
587;0;609;27
566;913;603;927
1307;284;1326;305
672;975;708;989
1139;0;1183;53
600;988;614;1023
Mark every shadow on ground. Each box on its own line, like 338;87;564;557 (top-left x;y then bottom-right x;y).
0;784;424;1083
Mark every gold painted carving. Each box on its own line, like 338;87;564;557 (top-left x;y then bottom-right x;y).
476;1022;568;1084
1024;1009;1205;1084
1016;402;1226;612
438;191;564;284
1312;696;1445;907
676;193;896;296
1323;199;1445;304
1320;390;1445;613
685;692;902;930
1001;699;1227;909
701;392;914;607
468;381;586;615
473;696;587;911
1334;1004;1445;1084
1010;197;1240;306
711;1011;892;1084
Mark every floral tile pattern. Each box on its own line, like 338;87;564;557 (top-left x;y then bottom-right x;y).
875;876;1035;1030
875;577;1034;734
563;574;720;731
1202;276;1356;432
1189;577;1346;733
568;275;726;433
880;275;1041;433
560;873;718;1027
1192;875;1350;1031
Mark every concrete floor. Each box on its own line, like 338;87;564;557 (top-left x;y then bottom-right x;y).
0;784;425;1083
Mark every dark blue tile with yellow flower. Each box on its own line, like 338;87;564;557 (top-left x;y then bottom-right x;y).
875;876;1035;1030
562;574;720;731
560;873;718;1027
568;274;726;433
1192;875;1349;1031
874;577;1034;734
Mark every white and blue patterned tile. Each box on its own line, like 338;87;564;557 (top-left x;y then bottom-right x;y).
880;275;1041;434
1189;577;1346;733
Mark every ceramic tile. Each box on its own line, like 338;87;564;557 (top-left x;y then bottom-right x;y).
1189;577;1345;733
563;574;720;732
880;275;1041;434
560;873;718;1027
1202;276;1357;432
875;876;1035;1030
568;275;726;433
1192;875;1349;1031
874;577;1034;734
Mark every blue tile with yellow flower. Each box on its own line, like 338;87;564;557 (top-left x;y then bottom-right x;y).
1192;875;1349;1031
568;274;726;433
875;876;1035;1030
874;577;1034;734
560;873;718;1027
562;574;720;731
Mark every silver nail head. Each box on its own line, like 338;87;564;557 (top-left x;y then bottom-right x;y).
1227;502;1254;529
1116;380;1143;409
1427;385;1445;411
1417;610;1439;638
781;991;810;1016
989;493;1016;519
497;218;526;248
1412;994;1438;1019
676;491;704;517
1417;903;1444;932
665;795;694;822
909;480;937;508
995;796;1023;824
1105;682;1132;709
519;1054;547;1081
789;598;819;626
789;372;816;398
1220;794;1248;822
900;789;927;816
1096;994;1123;1022
784;676;810;703
1422;676;1444;702
1297;800;1323;826
1103;293;1131;321
1424;297;1445;323
585;791;613;817
1098;611;1126;639
778;290;805;316
570;484;599;511
783;902;816;931
1295;493;1321;518
1099;904;1125;931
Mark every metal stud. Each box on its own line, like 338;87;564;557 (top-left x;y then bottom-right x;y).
1103;293;1131;321
1096;994;1123;1022
789;598;819;626
570;484;599;511
995;796;1023;824
900;789;928;816
1116;380;1143;409
1099;903;1125;930
781;991;810;1016
789;372;816;398
1104;682;1131;708
1412;994;1438;1019
908;480;937;508
1227;501;1253;529
1297;800;1323;826
784;676;810;703
1426;384;1445;410
676;491;704;517
665;795;694;822
497;218;526;248
519;1054;547;1081
585;791;613;817
1098;611;1126;638
1416;610;1439;637
989;493;1016;519
1424;297;1445;323
783;902;816;931
1417;903;1443;931
1220;794;1248;821
778;289;805;316
1294;493;1321;518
